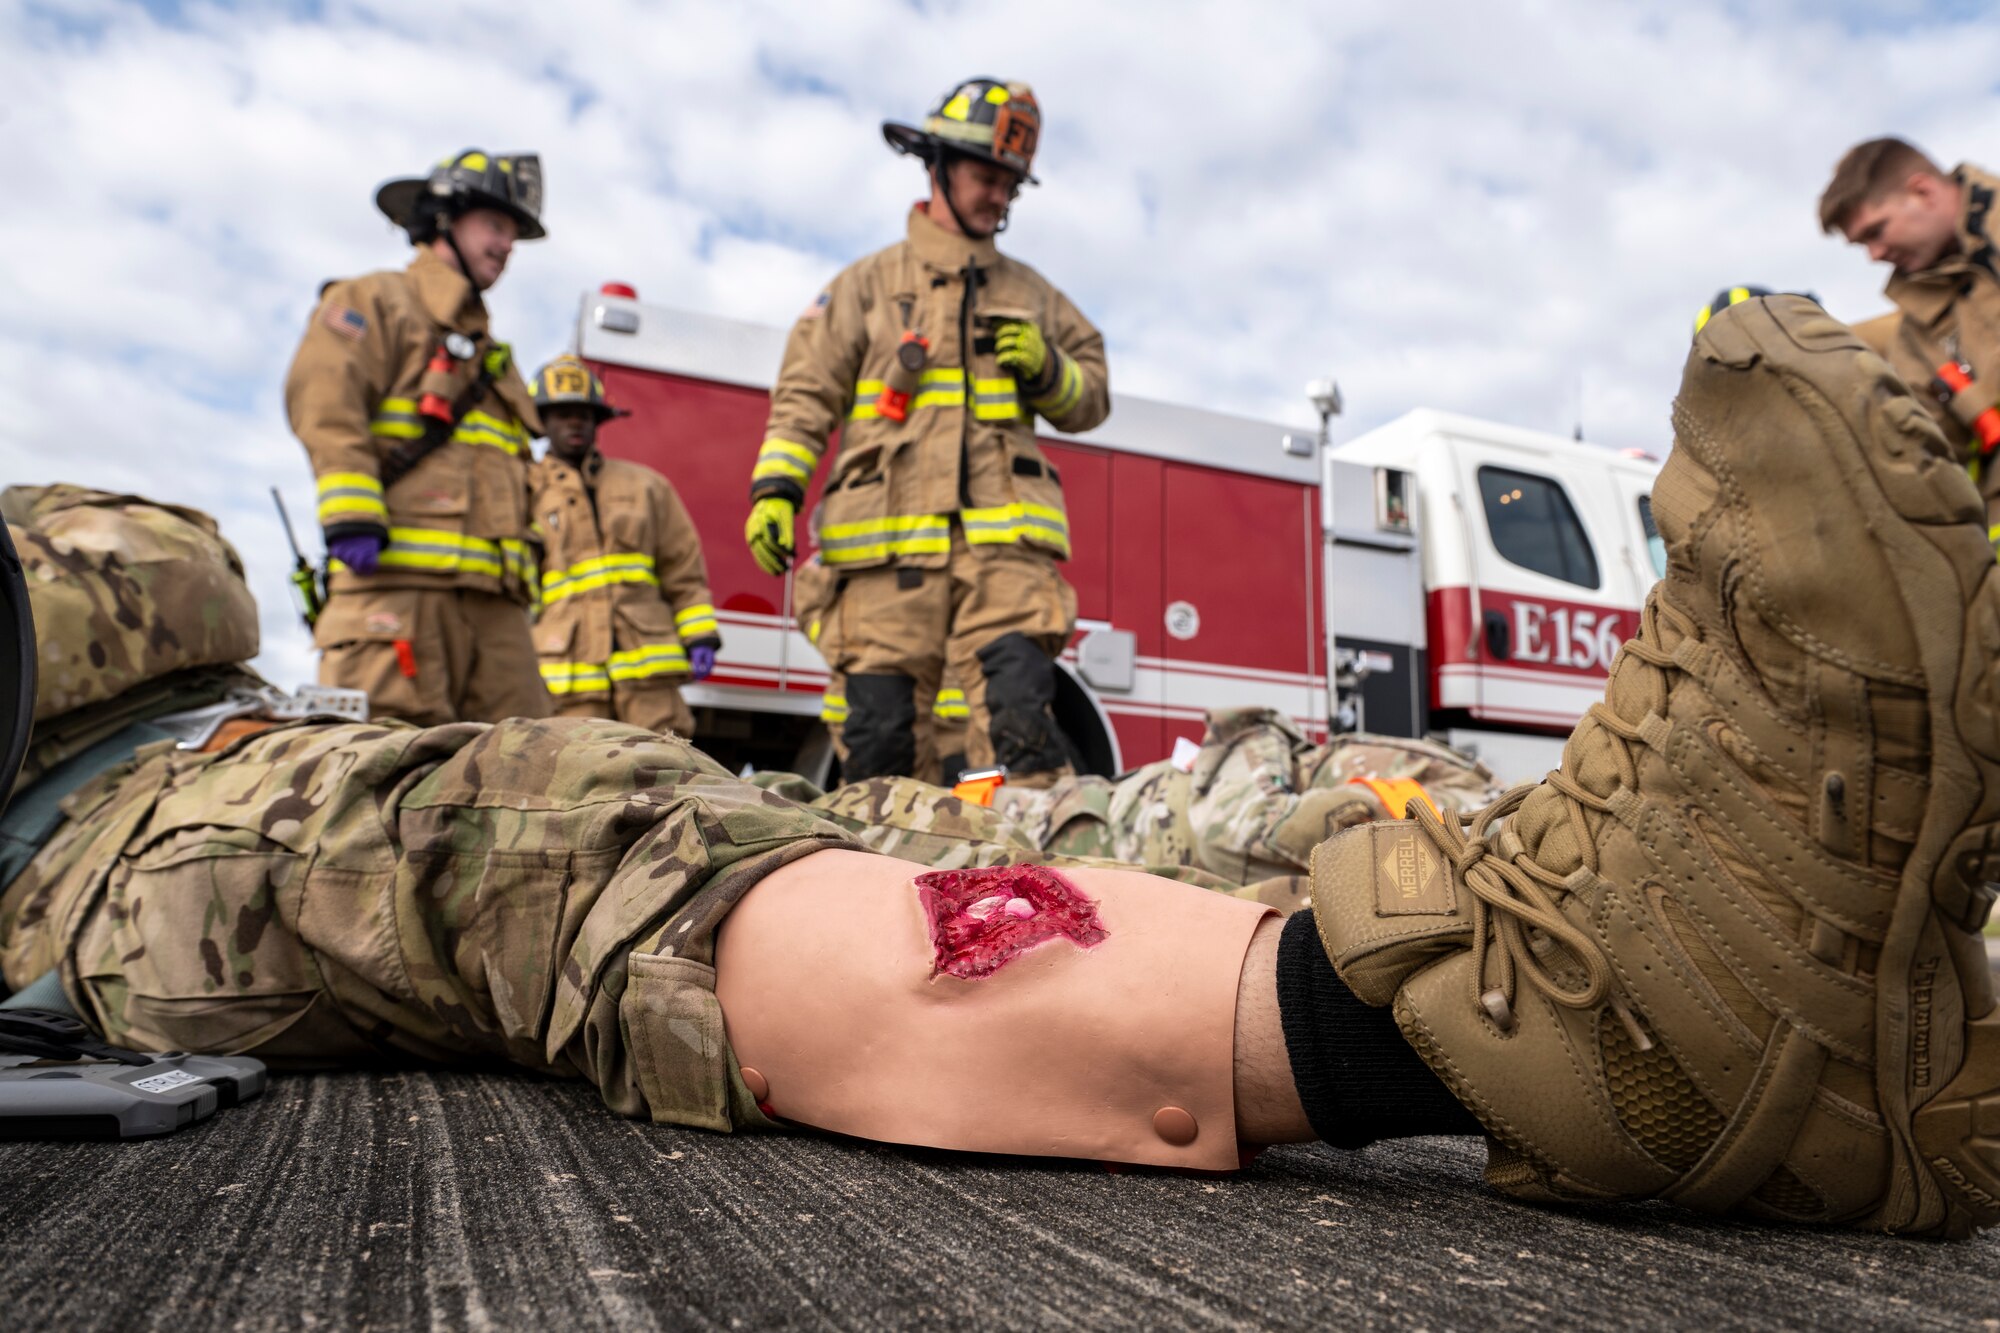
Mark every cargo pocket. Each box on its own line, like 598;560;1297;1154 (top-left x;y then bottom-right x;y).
622;951;732;1131
815;442;895;569
76;824;324;1055
311;588;449;724
1007;443;1070;559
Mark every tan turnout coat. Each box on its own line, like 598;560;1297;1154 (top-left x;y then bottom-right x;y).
532;451;720;699
285;248;542;604
748;205;1110;571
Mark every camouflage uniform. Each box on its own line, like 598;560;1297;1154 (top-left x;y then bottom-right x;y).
799;708;1504;915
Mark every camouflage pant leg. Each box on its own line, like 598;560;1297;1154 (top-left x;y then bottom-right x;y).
0;716;858;1131
807;776;1244;893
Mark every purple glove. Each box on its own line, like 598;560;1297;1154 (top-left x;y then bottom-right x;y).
689;644;716;681
329;533;384;575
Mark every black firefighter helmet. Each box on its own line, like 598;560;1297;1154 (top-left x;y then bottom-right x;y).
376;149;547;243
884;78;1042;185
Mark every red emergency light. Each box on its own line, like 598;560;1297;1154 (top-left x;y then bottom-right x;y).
601;282;638;300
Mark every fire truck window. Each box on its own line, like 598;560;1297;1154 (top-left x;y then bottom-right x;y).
1638;495;1667;578
1476;466;1601;589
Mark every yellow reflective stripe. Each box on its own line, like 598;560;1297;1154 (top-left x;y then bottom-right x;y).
364;527;506;578
1989;522;2000;559
959;502;1071;556
820;692;849;723
540;661;610;695
369;396;425;440
608;643;690;681
540;553;659;603
845;369;1019;421
1029;352;1084;420
315;471;388;525
754;438;819;484
933;687;969;721
674;603;720;638
452;413;527;456
818;514;952;565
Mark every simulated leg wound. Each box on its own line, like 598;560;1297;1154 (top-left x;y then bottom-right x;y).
715;851;1274;1170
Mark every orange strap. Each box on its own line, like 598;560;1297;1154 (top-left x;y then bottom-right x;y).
951;774;1006;807
196;717;279;754
1347;775;1439;819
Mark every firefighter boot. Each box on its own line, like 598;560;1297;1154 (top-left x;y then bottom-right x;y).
1310;295;2000;1236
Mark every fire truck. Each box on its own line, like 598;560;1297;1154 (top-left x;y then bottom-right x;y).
575;286;1664;784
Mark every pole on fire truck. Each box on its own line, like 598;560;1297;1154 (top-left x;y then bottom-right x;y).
1307;376;1345;733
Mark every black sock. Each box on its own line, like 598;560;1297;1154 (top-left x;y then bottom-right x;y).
1275;909;1482;1148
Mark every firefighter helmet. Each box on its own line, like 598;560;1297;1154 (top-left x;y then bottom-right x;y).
376;150;547;242
883;78;1041;184
529;354;623;422
1693;285;1773;334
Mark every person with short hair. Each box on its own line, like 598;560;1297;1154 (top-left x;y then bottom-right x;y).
1821;137;2000;554
286;150;552;724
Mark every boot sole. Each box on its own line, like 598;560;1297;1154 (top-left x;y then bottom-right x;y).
1729;300;2000;1236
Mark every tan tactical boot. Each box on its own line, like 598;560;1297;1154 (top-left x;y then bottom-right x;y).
1312;296;2000;1235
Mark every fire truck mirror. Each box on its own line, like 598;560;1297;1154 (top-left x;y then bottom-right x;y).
1076;628;1137;693
1376;469;1413;534
1482;609;1512;661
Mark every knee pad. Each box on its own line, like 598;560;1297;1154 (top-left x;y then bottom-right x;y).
975;632;1070;774
715;852;1274;1170
842;673;918;780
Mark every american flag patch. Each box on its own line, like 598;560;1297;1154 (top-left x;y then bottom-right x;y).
323;304;366;340
799;291;829;320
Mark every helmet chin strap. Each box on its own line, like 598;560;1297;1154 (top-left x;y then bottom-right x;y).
933;153;1006;240
438;212;488;310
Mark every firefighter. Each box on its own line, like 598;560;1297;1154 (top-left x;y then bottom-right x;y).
1820;138;2000;555
530;354;720;738
743;77;1111;787
286;149;551;725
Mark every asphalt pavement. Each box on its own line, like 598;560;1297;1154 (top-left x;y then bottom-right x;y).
3;1069;1997;1332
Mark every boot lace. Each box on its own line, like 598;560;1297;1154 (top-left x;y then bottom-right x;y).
1406;592;1696;1035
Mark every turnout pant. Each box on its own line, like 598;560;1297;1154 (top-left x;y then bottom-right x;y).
553;680;696;740
827;530;1076;785
313;586;551;727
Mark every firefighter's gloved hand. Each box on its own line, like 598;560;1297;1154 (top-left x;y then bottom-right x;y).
689;644;716;681
994;319;1049;385
329;533;384;575
745;497;796;575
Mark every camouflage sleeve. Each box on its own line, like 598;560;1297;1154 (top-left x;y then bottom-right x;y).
748;267;870;505
1028;283;1110;434
283;276;398;543
5;717;862;1134
651;476;719;649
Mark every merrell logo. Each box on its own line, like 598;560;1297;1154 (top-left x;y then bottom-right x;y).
1375;828;1454;916
1931;1155;2000;1211
1913;958;1939;1090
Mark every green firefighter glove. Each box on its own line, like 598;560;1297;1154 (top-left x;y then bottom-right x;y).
745;496;797;575
993;318;1050;386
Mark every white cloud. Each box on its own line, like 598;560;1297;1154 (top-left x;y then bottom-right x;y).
2;0;1995;689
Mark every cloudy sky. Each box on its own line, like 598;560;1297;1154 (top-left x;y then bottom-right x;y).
4;0;1997;687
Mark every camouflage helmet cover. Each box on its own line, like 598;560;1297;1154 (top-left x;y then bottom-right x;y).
529;354;625;423
884;78;1041;184
376;149;547;241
